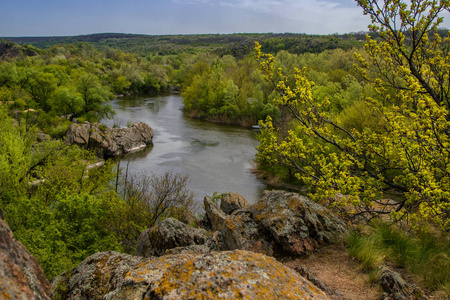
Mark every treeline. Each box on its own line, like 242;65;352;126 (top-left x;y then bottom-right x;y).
179;46;372;127
2;32;365;56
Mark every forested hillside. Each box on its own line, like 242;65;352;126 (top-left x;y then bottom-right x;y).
2;32;366;56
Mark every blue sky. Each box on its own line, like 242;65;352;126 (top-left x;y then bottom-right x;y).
1;0;449;37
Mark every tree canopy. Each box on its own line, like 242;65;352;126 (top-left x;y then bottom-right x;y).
256;0;450;229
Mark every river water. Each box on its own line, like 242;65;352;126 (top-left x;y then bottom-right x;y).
103;94;269;204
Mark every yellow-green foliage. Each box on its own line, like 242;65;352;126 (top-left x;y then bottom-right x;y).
255;0;450;230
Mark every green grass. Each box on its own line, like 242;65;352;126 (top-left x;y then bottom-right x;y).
346;222;450;294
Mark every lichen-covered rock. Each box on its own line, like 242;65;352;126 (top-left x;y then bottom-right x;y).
51;251;146;300
253;190;348;256
215;209;275;256
56;250;329;300
204;196;229;231
220;192;250;214
65;121;153;158
165;244;211;256
135;218;207;257
0;210;51;300
212;190;348;257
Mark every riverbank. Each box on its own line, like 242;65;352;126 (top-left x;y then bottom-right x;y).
249;165;308;194
185;109;258;128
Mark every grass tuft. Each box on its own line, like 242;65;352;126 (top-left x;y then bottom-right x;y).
346;222;450;295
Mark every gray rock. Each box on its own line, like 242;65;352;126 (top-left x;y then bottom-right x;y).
380;267;427;300
165;244;211;255
135;218;207;257
65;121;153;158
204;196;229;231
54;250;329;300
212;190;348;257
220;192;250;214
51;251;147;300
252;190;348;256
0;210;51;300
215;208;275;256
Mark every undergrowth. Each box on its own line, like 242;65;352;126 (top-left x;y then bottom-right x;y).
346;222;450;295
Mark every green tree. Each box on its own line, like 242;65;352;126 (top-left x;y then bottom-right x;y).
0;109;34;203
0;62;18;87
49;86;84;118
29;71;58;111
76;74;114;121
256;0;450;229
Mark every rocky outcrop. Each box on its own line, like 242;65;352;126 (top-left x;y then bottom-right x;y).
252;190;348;255
65;121;153;158
212;190;349;257
204;196;229;231
135;218;207;257
220;192;250;214
53;250;329;300
0;210;51;300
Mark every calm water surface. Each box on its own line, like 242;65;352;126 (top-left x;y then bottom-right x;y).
103;95;269;204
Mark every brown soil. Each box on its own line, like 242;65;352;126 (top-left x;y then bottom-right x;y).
282;244;383;300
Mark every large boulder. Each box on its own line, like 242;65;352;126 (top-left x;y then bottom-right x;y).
135;218;207;257
212;190;348;257
53;250;329;300
51;251;146;300
65;121;153;158
252;190;348;256
0;210;51;300
220;192;250;214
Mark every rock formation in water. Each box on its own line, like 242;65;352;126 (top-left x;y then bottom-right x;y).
0;210;51;300
65;121;154;158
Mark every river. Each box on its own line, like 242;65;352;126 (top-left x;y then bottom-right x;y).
102;94;269;204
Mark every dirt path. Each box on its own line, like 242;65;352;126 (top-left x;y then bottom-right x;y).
282;244;383;300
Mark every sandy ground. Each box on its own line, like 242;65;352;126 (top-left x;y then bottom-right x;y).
282;244;383;300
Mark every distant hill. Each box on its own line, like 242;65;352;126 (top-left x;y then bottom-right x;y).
0;40;40;59
2;33;146;45
1;32;367;57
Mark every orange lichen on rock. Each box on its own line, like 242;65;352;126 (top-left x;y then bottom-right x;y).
128;250;328;299
148;250;327;299
53;249;329;299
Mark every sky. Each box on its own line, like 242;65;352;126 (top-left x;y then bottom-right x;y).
1;0;449;37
